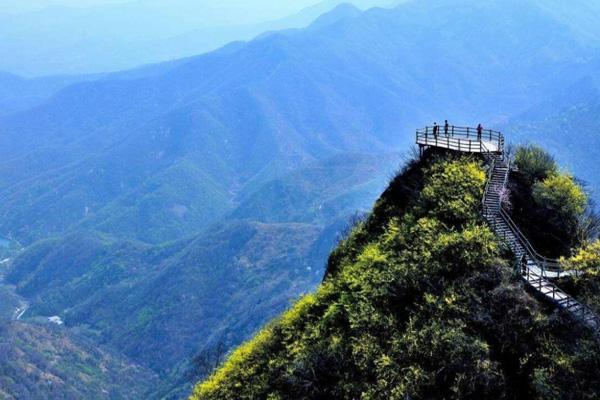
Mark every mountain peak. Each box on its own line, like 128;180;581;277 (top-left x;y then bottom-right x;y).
191;147;600;399
309;3;361;29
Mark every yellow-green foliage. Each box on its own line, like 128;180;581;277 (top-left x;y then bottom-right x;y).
190;153;600;400
193;292;321;399
561;240;600;276
421;158;485;224
532;172;587;221
514;144;558;183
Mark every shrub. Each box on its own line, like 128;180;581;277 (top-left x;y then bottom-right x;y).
561;240;600;276
421;158;485;225
532;173;587;228
514;145;558;183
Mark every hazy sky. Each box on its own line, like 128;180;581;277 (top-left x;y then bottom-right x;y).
0;0;327;21
0;0;398;76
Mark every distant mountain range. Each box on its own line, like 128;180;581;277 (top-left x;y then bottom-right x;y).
0;0;398;76
1;0;599;245
504;74;600;199
1;0;600;398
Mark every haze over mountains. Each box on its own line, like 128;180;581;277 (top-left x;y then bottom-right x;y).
0;0;398;76
1;0;600;398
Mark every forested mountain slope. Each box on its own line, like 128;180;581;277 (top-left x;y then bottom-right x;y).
0;321;158;399
2;0;600;398
6;222;324;373
192;151;600;400
1;0;599;245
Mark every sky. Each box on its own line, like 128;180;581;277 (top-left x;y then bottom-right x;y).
0;0;330;22
0;0;398;76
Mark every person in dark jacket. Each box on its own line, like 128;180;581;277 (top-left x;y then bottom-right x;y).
433;122;439;138
444;120;449;136
477;123;483;140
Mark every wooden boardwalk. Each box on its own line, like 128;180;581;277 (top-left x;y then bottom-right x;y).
417;126;600;336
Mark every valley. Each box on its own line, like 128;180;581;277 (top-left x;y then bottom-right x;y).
1;0;600;398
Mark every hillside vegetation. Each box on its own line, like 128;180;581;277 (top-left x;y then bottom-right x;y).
5;222;325;375
192;151;600;400
0;321;158;399
2;0;600;397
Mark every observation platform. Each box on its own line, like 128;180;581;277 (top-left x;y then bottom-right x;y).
416;126;504;154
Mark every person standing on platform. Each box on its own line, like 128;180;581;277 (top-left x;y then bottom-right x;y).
433;122;439;138
477;123;483;140
444;120;449;136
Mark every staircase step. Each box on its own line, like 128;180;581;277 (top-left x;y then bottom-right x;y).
482;159;600;336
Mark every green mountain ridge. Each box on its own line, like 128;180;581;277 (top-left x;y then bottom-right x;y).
191;150;600;399
6;221;324;371
2;1;600;398
3;0;600;247
2;152;399;397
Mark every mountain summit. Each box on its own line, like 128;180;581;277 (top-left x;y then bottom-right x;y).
191;140;600;399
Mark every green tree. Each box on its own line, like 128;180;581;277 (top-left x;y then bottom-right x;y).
561;240;600;276
532;173;587;233
514;145;558;184
420;158;485;225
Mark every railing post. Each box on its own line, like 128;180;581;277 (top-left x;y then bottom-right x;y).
467;127;470;138
542;262;546;279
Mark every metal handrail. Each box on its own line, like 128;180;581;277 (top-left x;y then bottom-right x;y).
417;125;502;139
527;266;600;328
481;148;496;209
482;158;570;278
498;205;563;271
416;125;504;154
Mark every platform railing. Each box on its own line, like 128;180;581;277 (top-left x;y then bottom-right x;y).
416;125;504;154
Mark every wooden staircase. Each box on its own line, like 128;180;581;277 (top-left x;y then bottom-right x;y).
482;154;600;334
416;125;600;335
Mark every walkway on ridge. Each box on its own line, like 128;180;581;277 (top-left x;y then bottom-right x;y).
417;125;600;336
